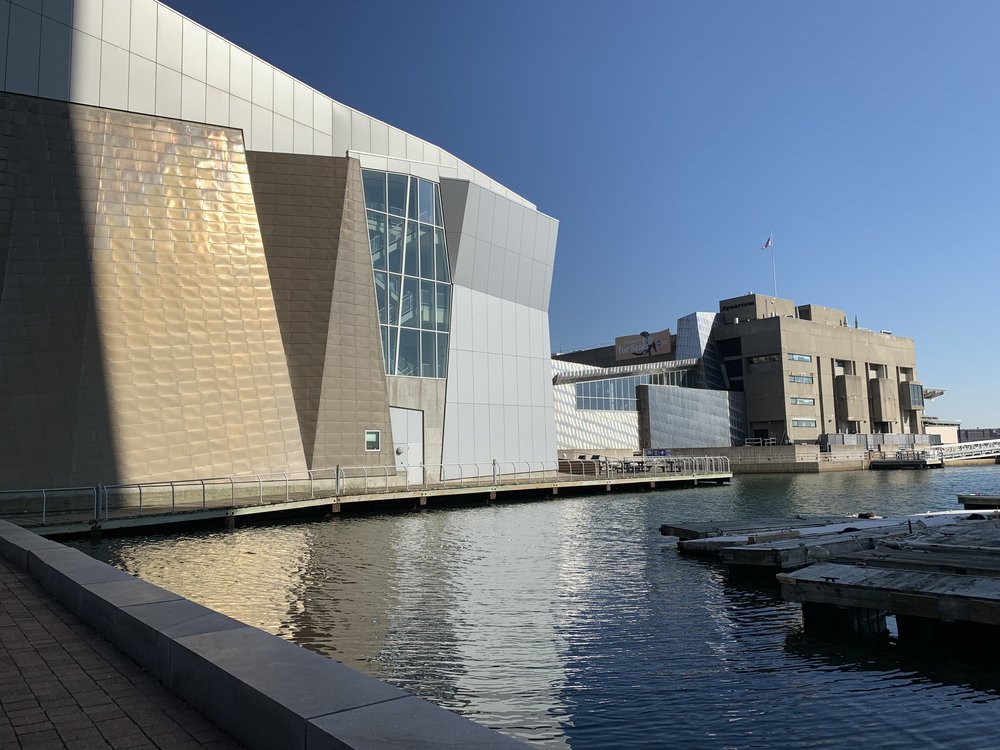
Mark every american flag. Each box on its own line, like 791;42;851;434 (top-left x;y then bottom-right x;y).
761;234;773;250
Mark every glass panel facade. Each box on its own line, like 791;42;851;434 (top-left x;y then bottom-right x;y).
363;169;452;378
575;375;649;411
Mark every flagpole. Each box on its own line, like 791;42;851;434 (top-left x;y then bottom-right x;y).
770;231;777;297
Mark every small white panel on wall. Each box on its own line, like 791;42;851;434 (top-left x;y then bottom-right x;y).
205;84;228;127
38;15;71;100
73;0;102;37
351;110;371;152
388;127;406;158
155;4;182;72
491;198;510;248
99;41;129;110
181;19;206;81
405;134;423;162
154;64;181;118
251;57;272;108
370;120;388;156
251;104;273;150
229;46;252;100
272;70;293;118
101;0;129;50
312;92;331;134
313;131;332;157
129;0;157;61
331;101;351;156
128;55;156;115
180;74;206;123
273;113;293;152
293;80;312;125
228;94;251;133
6;5;41;96
205;33;229;90
293;122;312;155
486;247;504;299
70;29;101;105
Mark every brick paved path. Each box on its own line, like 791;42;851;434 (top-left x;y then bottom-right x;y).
0;557;242;749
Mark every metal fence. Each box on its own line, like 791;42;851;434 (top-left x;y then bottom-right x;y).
0;457;731;525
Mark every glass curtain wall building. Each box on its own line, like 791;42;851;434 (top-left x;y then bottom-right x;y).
362;170;451;379
0;0;558;489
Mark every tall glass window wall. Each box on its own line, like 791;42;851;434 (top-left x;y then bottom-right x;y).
575;371;690;411
362;170;451;378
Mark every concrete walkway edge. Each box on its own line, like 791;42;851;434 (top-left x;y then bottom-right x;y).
0;521;527;749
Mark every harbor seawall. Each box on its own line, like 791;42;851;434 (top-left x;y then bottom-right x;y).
0;520;526;749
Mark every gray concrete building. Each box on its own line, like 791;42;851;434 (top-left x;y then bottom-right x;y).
554;293;926;454
0;0;557;489
714;293;924;443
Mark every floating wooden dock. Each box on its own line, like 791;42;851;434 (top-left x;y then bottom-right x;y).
659;515;859;541
958;493;1000;510
869;454;943;470
776;513;1000;643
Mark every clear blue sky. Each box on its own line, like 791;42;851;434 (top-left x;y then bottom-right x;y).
165;0;1000;427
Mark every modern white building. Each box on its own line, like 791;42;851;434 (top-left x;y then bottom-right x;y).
0;0;557;488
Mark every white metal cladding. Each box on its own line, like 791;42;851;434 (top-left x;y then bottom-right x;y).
0;0;535;208
641;385;747;448
439;182;558;475
552;361;641;452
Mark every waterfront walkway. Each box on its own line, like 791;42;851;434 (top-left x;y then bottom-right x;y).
0;556;241;750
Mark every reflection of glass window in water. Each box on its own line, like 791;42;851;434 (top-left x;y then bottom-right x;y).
363;170;451;378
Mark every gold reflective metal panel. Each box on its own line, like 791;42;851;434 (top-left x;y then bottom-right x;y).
0;95;307;487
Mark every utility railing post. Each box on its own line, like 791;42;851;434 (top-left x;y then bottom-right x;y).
200;480;206;509
138;485;143;515
41;489;46;525
170;482;175;511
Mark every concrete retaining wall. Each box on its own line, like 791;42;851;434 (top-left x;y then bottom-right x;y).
0;521;526;749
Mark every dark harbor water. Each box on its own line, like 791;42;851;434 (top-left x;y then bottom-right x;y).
76;466;1000;748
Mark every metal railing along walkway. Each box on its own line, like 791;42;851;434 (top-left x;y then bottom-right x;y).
0;457;731;529
937;439;1000;462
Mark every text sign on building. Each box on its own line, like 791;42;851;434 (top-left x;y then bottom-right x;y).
615;329;671;361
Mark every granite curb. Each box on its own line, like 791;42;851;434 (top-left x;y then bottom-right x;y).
0;520;527;749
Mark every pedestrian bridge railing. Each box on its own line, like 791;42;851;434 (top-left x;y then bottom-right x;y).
0;456;730;526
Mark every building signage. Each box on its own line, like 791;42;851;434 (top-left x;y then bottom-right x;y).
615;328;671;361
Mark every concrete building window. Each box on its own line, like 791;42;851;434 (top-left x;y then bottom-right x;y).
788;353;812;362
791;419;817;428
749;354;780;364
790;397;815;405
365;430;381;451
789;374;814;384
363;169;451;379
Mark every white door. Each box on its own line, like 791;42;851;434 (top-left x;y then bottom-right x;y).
390;407;424;484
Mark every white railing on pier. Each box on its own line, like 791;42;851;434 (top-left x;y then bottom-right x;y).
0;457;730;526
937;439;1000;461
